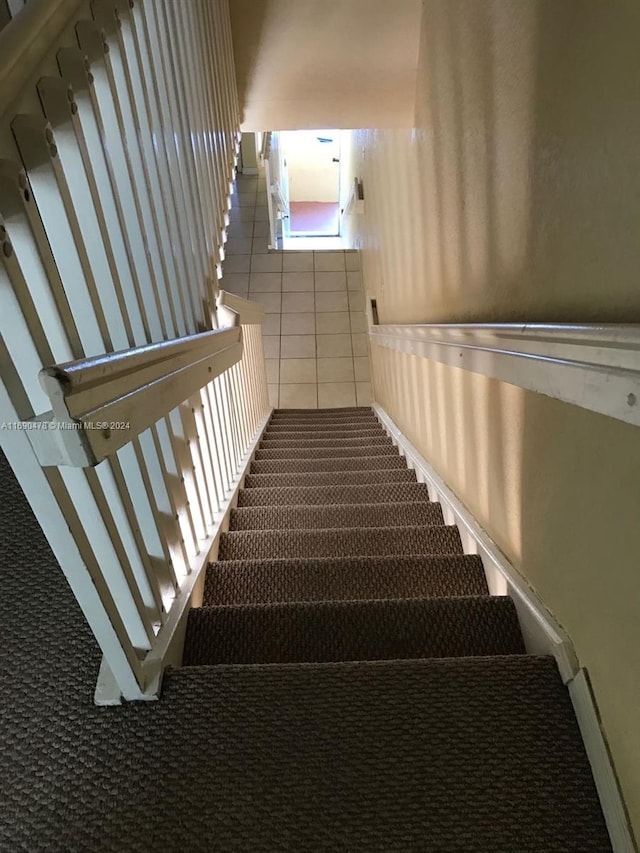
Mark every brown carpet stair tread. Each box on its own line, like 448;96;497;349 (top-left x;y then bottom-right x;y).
259;435;393;448
175;407;611;851
269;414;380;430
203;554;490;605
273;407;371;415
260;428;392;447
243;468;418;488
250;455;407;474
218;524;463;560
254;444;400;461
183;596;526;665
236;481;431;507
154;658;610;852
229;501;444;531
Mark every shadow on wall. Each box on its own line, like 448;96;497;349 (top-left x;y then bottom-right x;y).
364;0;640;326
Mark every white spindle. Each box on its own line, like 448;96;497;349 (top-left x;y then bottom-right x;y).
0;0;272;704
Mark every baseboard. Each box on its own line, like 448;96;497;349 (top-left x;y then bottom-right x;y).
373;403;577;679
373;402;637;853
568;671;638;852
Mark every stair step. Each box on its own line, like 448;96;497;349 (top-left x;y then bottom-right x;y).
229;501;444;531
244;468;416;489
218;524;463;560
262;428;387;441
254;445;399;461
237;481;431;507
203;554;489;605
264;423;381;435
269;415;378;426
183;597;526;666
260;434;392;448
250;455;407;474
161;658;610;851
274;407;371;415
243;468;418;488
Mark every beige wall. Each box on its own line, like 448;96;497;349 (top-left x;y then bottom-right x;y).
229;0;422;131
357;0;640;835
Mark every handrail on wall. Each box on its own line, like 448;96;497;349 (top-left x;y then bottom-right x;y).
369;321;640;428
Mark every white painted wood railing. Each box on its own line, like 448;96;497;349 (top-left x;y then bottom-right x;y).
370;323;640;428
0;0;271;702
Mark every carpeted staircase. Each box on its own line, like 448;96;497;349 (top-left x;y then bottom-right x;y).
178;406;612;850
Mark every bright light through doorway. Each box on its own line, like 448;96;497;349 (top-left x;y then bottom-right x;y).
281;129;341;239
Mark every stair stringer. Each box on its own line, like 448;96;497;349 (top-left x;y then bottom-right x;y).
373;402;637;853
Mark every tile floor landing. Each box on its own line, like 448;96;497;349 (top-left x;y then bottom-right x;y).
220;173;371;409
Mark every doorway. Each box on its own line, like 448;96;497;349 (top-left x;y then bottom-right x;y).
281;130;341;237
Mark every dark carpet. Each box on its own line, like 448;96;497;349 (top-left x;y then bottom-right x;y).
0;404;613;851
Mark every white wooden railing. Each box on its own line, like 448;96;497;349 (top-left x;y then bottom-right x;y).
0;0;271;703
261;130;290;249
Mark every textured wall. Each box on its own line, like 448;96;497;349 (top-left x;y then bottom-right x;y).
358;0;640;835
229;0;422;130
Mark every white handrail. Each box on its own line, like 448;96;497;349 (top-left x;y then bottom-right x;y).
0;0;272;703
28;327;243;466
0;0;84;120
370;322;640;427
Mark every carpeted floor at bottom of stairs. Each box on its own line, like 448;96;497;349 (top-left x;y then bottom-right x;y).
0;408;612;851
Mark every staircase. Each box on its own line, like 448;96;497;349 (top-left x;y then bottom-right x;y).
178;406;611;850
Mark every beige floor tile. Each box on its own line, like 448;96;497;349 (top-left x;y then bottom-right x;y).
223;255;250;274
280;358;317;384
251;237;269;254
282;291;315;313
283;252;314;272
280;335;316;359
229;207;255;223
236;177;258;191
282;313;316;335
279;383;318;408
236;192;257;207
262;336;280;359
315;271;347;291
349;312;367;333
347;271;363;290
253;221;270;237
268;384;279;407
221;273;249;297
251;292;281;313
253;205;270;221
346;251;361;271
356;381;372;406
251;253;283;273
225;237;253;255
249;272;282;293
316;312;351;335
265;359;280;384
314;251;346;272
351;334;368;356
348;291;365;312
230;222;254;238
316;291;349;313
282;271;314;292
262;314;281;336
354;356;370;381
317;382;357;407
317;358;355;383
316;334;352;357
